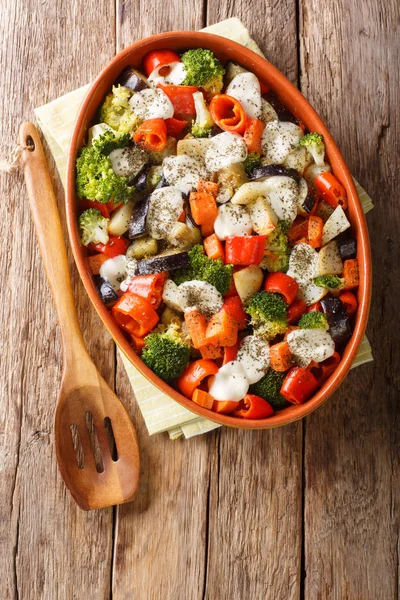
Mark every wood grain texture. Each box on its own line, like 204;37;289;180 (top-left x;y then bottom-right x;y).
300;0;400;597
0;0;116;598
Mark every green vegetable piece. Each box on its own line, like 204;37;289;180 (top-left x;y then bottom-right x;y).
243;152;261;175
249;369;288;411
142;324;191;381
78;208;110;246
298;312;329;330
314;275;344;290
181;48;225;95
191;123;212;138
245;291;288;341
173;245;233;296
298;132;325;167
76;132;134;204
99;85;138;133
261;220;292;273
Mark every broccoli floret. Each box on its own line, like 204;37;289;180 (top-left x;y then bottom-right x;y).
78;209;110;246
173;245;233;296
99;85;139;133
298;312;329;330
76;132;134;204
314;275;344;290
142;323;191;381
181;48;225;96
260;220;292;272
249;369;288;411
245;291;288;340
191;91;213;138
243;152;262;175
298;132;325;167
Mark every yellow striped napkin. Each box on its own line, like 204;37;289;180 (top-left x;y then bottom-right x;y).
34;18;373;439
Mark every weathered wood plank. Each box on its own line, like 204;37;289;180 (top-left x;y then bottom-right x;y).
0;0;116;598
204;3;303;599
300;0;400;597
112;6;211;600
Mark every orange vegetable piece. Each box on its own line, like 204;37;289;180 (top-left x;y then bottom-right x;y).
133;118;167;151
111;293;159;337
192;389;215;410
315;172;348;210
200;344;224;360
288;217;309;244
209;94;247;135
205;311;238;347
198;180;219;197
204;233;225;261
339;291;358;318
243;118;265;153
269;341;292;372
212;400;238;414
189;192;218;226
308;215;324;248
178;359;219;399
87;253;108;275
184;308;207;349
343;259;359;290
201;222;215;237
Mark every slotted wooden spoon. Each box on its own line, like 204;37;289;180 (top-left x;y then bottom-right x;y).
19;122;140;510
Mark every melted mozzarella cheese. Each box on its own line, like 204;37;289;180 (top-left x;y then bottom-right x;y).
237;336;270;384
129;88;174;120
264;175;299;222
147;62;187;86
179;281;223;318
146;186;184;240
205;132;248;172
163;155;208;195
226;72;262;119
287;328;335;368
214;203;253;240
208;360;249;402
100;255;127;291
262;121;304;164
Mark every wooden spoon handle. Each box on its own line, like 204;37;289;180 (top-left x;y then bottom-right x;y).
19;122;86;358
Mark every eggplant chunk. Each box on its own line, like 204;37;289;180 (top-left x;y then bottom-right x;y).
94;275;119;305
320;295;352;346
108;145;149;182
301;194;316;214
337;234;357;261
128;195;151;239
250;164;301;183
263;92;298;123
118;67;149;91
137;251;189;275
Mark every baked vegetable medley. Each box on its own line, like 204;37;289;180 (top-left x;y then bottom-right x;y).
76;47;360;419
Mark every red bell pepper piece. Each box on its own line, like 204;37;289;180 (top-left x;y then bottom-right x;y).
223;340;239;365
165;117;187;138
232;394;274;419
80;199;110;218
243;118;265;154
287;299;307;324
111;293;159;337
89;235;130;258
264;272;299;305
158;84;199;118
127;273;167;310
280;367;319;405
315;172;348;210
221;296;247;330
143;49;181;77
225;235;266;266
338;291;358;318
307;301;322;313
177;359;219;399
133;118;167;151
288;217;309;244
209;94;247;135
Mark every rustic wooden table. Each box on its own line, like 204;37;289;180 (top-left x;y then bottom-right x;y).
1;1;398;598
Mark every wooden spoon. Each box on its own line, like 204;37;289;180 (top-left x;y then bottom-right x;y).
19;122;140;510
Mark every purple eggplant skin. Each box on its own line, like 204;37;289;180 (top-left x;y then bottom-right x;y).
154;175;168;190
94;275;119;305
250;164;301;183
264;92;299;124
302;194;316;214
135;166;151;193
128;195;151;239
118;67;148;92
137;251;189;275
337;234;357;261
320;295;353;346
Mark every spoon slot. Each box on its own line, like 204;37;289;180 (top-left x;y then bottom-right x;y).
104;417;118;462
69;424;85;469
85;412;104;473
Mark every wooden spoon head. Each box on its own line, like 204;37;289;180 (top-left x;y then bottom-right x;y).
55;378;140;510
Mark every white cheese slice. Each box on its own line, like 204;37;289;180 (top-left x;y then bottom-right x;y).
214;203;252;240
205;132;248;172
287;328;335;368
162;155;208;195
226;72;262;119
262;121;304;164
208;360;249;402
129;87;174;120
237;336;270;384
